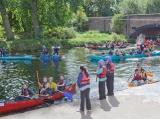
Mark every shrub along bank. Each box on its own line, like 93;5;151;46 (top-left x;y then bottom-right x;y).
0;31;128;52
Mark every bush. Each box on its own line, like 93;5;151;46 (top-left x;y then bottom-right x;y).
0;40;7;48
111;14;124;34
10;39;41;52
43;27;76;39
68;31;127;47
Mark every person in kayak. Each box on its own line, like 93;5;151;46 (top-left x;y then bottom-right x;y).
38;77;55;96
48;77;57;91
105;56;115;96
115;50;120;56
41;45;48;55
57;75;67;91
52;45;60;55
108;49;114;56
15;81;34;101
143;47;151;56
77;66;91;112
96;59;107;100
131;69;144;86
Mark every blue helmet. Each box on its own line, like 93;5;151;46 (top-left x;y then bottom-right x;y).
105;56;112;62
98;59;105;66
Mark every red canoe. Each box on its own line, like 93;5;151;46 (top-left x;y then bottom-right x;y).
0;83;76;115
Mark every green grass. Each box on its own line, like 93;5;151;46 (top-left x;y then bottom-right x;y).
68;31;127;47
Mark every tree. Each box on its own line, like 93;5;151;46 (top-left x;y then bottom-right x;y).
118;0;142;15
111;14;124;34
83;0;115;17
73;6;88;31
0;0;14;40
31;0;41;39
146;0;160;14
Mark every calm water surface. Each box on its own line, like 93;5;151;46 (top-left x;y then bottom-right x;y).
0;48;160;101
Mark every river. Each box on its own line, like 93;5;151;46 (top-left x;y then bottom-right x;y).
0;47;160;101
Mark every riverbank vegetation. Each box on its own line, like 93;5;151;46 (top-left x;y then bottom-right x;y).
0;0;160;52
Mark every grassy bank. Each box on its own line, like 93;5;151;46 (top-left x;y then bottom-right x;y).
0;31;128;52
68;31;127;47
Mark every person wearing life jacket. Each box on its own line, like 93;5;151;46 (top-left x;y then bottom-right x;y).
48;77;57;91
77;66;91;112
131;69;144;86
52;45;60;55
57;75;67;91
15;81;34;101
105;56;115;96
96;59;107;100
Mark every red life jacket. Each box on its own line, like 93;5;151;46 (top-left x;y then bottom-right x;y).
106;63;115;74
133;74;142;81
21;88;29;96
80;73;90;85
98;67;107;78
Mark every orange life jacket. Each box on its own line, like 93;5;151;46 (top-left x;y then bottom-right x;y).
98;67;107;78
106;63;115;74
80;73;90;85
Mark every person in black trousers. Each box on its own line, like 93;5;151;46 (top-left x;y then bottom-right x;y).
105;56;115;96
77;66;91;112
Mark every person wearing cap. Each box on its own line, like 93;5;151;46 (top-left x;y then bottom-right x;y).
105;56;115;96
96;59;107;100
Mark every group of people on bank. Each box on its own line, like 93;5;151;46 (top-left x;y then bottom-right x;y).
0;47;8;57
76;56;115;112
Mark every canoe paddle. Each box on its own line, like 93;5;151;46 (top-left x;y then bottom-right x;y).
36;70;41;94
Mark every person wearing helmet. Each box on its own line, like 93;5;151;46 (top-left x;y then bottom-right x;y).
105;56;115;96
96;59;107;100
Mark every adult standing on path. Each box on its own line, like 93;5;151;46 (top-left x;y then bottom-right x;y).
105;56;115;96
96;59;107;100
77;66;91;112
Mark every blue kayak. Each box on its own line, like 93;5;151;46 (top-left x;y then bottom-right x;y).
88;50;160;62
0;55;32;60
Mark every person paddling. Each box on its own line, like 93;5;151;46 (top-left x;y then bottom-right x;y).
77;66;91;112
105;56;115;96
96;59;107;100
131;69;144;86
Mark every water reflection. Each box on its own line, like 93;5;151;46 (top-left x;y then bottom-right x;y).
0;48;160;101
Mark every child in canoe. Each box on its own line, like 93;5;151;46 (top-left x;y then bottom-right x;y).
38;77;55;96
15;81;34;101
57;75;67;91
131;69;145;86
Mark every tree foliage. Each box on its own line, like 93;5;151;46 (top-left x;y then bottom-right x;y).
111;14;124;34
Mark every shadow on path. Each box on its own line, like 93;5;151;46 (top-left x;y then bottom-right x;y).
108;96;120;107
100;99;111;111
